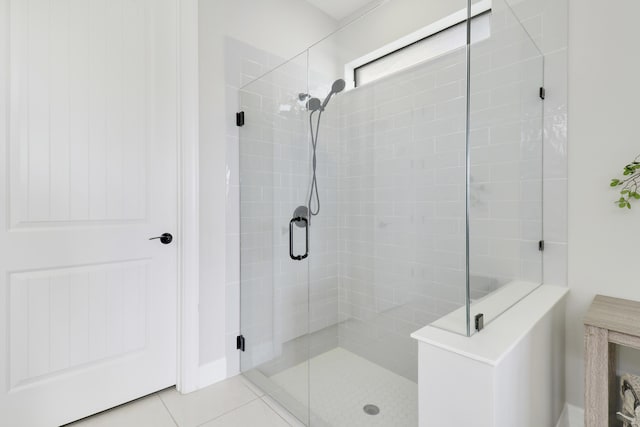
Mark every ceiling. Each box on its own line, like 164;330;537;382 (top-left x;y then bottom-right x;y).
304;0;377;21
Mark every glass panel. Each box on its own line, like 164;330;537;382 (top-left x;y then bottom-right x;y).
302;1;468;425
239;51;311;424
467;0;545;334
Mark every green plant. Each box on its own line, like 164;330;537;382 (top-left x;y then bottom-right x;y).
611;155;640;209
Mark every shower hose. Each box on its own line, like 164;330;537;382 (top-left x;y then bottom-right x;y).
308;110;322;216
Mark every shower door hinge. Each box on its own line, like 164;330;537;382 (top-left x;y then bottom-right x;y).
236;335;245;352
475;313;484;332
539;87;546;100
538;240;545;251
236;111;245;127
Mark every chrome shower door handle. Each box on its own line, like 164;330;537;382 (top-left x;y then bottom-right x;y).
289;216;308;261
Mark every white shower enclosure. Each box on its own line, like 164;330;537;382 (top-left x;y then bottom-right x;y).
237;0;544;425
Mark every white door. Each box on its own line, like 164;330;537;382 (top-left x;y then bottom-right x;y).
0;0;179;425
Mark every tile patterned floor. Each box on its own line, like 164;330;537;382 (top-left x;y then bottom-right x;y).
270;348;418;427
66;376;303;427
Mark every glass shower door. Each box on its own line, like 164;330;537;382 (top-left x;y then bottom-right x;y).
238;52;311;424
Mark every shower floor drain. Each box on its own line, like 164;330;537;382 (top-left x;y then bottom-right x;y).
363;404;380;415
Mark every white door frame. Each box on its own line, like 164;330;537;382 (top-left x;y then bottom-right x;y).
176;0;201;394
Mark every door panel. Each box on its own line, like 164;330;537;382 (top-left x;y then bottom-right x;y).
239;52;311;424
9;261;149;390
9;0;149;226
0;0;178;425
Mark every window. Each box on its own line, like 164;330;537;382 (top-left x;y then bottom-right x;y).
346;3;491;88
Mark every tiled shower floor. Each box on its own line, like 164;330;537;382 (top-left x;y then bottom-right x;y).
269;348;418;427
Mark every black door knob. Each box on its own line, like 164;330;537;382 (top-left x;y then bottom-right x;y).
149;233;173;244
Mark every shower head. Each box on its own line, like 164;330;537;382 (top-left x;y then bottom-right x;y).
321;79;346;110
307;97;322;112
331;78;346;93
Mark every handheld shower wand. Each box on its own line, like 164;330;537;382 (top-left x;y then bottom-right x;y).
306;79;345;217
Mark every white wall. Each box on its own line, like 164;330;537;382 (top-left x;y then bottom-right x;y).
197;0;337;375
331;0;466;67
566;0;640;408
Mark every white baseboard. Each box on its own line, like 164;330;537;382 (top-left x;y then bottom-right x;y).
556;404;584;427
197;357;227;389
